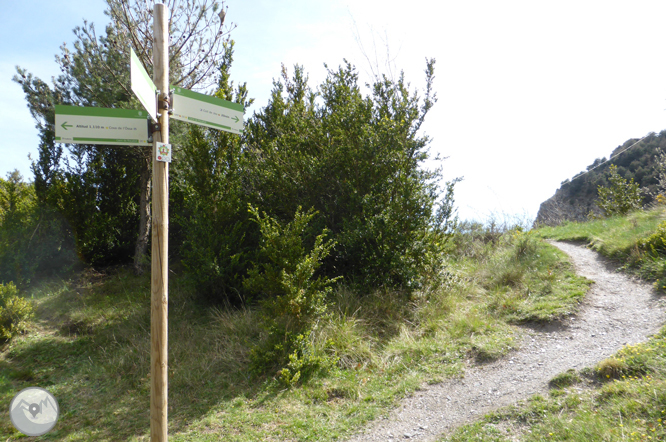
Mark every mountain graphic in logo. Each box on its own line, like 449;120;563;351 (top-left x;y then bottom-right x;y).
9;387;59;436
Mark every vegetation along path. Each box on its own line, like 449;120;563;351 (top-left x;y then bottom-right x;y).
346;240;666;442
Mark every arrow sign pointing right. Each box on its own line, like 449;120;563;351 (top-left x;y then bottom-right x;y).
171;87;244;134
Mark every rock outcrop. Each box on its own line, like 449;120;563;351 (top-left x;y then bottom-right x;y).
534;132;666;227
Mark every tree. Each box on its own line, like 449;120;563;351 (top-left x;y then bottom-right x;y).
596;164;643;216
175;41;255;303
178;55;458;302
14;0;235;273
244;59;456;291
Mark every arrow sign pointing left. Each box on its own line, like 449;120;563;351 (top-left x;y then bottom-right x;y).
55;105;152;146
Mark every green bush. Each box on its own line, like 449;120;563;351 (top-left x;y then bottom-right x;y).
634;220;666;290
637;220;666;256
0;171;77;285
0;282;34;341
596;164;643;216
244;205;340;384
178;51;458;303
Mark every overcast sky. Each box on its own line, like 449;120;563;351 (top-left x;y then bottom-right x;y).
2;0;666;223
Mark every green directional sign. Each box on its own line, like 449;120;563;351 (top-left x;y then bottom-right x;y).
131;49;157;121
55;105;151;146
171;87;244;134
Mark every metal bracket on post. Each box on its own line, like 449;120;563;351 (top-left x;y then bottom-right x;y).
148;118;162;136
158;92;171;112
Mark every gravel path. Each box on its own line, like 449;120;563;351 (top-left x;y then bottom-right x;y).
344;241;666;442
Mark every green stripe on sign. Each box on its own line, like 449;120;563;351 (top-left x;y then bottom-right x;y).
188;116;232;130
173;87;244;112
55;105;148;119
73;137;142;143
185;116;242;132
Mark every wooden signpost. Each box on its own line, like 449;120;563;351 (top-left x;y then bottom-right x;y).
151;5;169;441
53;3;244;440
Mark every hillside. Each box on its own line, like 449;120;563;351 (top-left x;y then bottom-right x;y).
534;130;666;226
1;207;666;440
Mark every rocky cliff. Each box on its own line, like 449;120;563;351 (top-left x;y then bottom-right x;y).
534;131;666;227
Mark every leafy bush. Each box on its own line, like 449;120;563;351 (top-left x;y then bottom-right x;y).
0;171;77;284
244;205;340;384
178;50;458;303
596;164;643;216
175;42;255;305
244;61;457;292
637;220;666;256
0;282;34;341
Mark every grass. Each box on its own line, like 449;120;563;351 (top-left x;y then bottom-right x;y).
537;204;666;291
442;328;666;442
439;205;666;441
0;223;591;440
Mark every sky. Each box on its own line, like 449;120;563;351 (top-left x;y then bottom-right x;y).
2;0;666;223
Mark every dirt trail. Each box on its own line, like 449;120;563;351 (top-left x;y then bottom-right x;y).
345;241;666;442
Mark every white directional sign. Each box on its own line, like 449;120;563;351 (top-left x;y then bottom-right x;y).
131;49;157;121
55;105;151;146
171;87;244;134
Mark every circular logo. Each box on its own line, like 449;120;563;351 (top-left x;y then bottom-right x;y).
9;387;59;436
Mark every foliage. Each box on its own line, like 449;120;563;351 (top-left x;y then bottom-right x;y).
0;171;76;285
0;222;593;440
244;205;340;385
536;206;666;291
177;54;457;303
244;60;456;292
653;147;666;197
106;0;235;90
13;1;235;271
13;15;147;268
175;41;255;303
637;220;666;256
0;282;34;341
596;164;643;216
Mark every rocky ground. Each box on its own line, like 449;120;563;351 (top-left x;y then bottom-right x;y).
345;241;666;442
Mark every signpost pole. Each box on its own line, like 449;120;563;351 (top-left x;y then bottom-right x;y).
151;3;169;441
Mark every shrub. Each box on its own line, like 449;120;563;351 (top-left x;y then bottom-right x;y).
0;282;34;341
637;220;666;256
596;357;627;380
180;56;458;303
244;205;340;385
596;164;643;216
0;171;76;285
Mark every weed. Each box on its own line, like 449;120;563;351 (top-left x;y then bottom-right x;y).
549;369;581;389
0;282;33;341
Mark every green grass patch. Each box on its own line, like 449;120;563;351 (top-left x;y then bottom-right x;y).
0;223;592;440
449;229;591;325
536;206;666;290
440;207;666;441
442;326;666;441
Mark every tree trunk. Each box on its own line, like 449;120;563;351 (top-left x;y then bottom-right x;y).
134;148;152;275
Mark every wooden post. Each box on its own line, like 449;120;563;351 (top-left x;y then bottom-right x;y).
151;3;169;441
